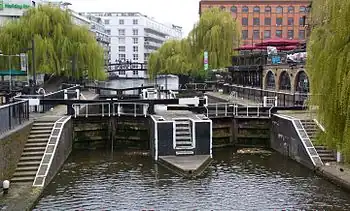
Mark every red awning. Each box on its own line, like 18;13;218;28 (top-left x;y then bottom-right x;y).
255;38;300;46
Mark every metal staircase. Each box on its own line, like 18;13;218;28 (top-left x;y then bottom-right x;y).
11;119;55;183
174;119;194;156
300;119;336;163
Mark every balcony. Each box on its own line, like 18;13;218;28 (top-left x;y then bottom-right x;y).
144;32;166;42
144;41;162;49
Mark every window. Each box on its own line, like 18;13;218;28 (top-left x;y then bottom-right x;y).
276;30;283;38
133;19;138;25
288;17;294;26
119;19;124;25
253;30;260;39
106;29;111;35
133;46;138;52
253;18;260;26
133;54;138;61
133;29;138;36
242;30;248;40
276;17;283;26
264;17;271;25
104;19;110;24
253;6;260;13
231;6;237;13
242;6;249;13
300;6;306;13
264;30;271;39
276;6;283;14
133;38;138;44
118;29;125;36
288;30;294;39
118;37;125;44
119;54;126;61
118;46;125;52
220;6;225;10
265;6;271;13
299;17;305;26
288;6;294;13
133;70;138;75
299;30;305;39
242;17;248;26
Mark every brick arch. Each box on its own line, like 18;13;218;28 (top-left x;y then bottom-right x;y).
278;70;292;91
264;70;276;90
294;70;309;93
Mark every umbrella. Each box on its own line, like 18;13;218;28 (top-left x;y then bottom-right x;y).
255;38;300;46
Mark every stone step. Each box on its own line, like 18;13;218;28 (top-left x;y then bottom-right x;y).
30;130;52;135
27;138;48;143
176;131;191;136
25;142;47;147
11;176;35;183
23;146;47;152
176;150;194;156
176;141;193;146
314;146;328;151
22;151;45;157
176;127;190;131
13;171;37;177
320;156;337;162
19;156;43;162
317;149;334;154
15;166;39;172
29;134;51;139
176;136;191;140
17;161;41;167
32;126;53;131
176;146;194;150
175;121;190;125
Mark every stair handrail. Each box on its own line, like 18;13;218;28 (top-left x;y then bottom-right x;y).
313;118;325;132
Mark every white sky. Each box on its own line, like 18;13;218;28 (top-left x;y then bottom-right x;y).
66;0;200;37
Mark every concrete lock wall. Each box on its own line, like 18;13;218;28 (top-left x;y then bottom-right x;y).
157;122;175;156
194;122;211;155
0;121;33;181
270;115;314;169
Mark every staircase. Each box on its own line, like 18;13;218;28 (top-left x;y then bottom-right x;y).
174;119;194;156
300;119;336;163
11;119;55;184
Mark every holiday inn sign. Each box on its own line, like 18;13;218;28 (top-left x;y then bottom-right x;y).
0;0;31;9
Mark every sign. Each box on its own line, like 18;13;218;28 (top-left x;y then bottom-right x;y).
204;51;208;70
20;53;27;71
0;0;31;10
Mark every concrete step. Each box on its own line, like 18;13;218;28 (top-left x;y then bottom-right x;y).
176;146;194;150
176;131;191;136
176;141;193;146
13;171;37;177
32;126;53;131
176;150;194;156
22;151;45;157
30;130;52;134
15;166;39;172
11;176;35;183
33;122;55;127
175;121;190;125
25;142;47;147
23;146;47;152
19;156;43;162
176;127;190;131
29;134;51;139
17;161;41;167
314;146;328;151
27;138;48;143
176;136;191;140
320;156;337;162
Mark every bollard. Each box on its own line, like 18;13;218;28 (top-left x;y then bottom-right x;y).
3;180;9;195
64;89;68;100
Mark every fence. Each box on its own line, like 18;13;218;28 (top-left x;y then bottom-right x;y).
0;100;29;135
205;103;272;118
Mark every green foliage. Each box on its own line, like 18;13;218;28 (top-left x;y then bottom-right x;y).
147;8;240;78
0;5;106;80
307;0;350;160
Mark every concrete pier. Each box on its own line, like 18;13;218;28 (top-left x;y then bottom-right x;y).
159;155;212;178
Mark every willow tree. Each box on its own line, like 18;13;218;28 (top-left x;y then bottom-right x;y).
307;0;350;159
0;5;105;80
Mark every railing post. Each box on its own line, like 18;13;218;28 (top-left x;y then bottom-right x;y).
118;103;121;116
215;104;218;117
108;103;111;117
86;104;88;117
246;105;249;116
102;103;105;117
8;106;11;129
134;103;137;117
257;105;260;117
225;104;227;116
112;103;115;116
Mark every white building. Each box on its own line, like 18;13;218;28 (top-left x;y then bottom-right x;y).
0;0;37;25
81;12;183;78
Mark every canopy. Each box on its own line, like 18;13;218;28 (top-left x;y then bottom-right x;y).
234;45;297;51
0;69;27;76
255;38;300;46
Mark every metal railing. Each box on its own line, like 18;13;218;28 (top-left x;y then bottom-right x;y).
0;100;29;135
72;102;149;118
205;103;269;118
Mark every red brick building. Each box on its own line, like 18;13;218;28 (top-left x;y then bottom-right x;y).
199;0;311;45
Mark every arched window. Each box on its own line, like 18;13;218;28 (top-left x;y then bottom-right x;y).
300;6;306;13
276;6;283;14
231;6;237;13
242;6;249;13
288;6;294;13
265;6;271;13
253;6;260;13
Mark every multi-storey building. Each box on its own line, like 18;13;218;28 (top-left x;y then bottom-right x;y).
199;0;311;45
0;0;37;25
80;12;183;78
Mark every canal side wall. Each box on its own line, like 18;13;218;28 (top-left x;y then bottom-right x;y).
270;115;314;169
0;121;33;181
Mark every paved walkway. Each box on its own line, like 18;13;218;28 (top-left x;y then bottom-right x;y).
205;92;260;106
317;162;350;192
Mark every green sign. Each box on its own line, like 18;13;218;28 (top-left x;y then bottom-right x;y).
0;1;31;10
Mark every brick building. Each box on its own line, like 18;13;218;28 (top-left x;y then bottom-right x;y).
199;0;311;45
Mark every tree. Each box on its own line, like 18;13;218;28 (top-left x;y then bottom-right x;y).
0;5;106;80
147;8;240;79
307;0;350;160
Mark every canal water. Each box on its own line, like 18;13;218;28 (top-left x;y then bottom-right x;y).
34;149;350;210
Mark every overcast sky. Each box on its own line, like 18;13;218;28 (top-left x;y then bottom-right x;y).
66;0;200;37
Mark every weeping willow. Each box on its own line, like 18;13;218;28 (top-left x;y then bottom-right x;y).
147;8;240;78
307;0;350;160
0;5;105;80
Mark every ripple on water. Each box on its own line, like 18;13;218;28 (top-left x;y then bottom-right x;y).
34;150;350;210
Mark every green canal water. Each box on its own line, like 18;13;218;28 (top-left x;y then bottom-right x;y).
33;149;350;210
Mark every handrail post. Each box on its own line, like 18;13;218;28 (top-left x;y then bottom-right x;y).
102;103;105;117
225;104;227;116
112;103;115;116
215;103;218;117
108;103;111;117
118;103;121;116
134;103;137;117
246;105;249;116
257;105;260;117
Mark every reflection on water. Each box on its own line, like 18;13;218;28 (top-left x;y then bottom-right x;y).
34;149;350;210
